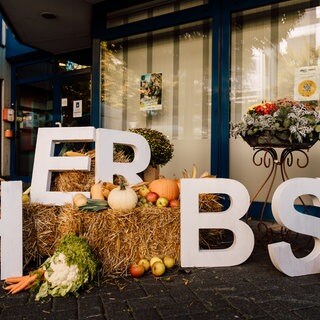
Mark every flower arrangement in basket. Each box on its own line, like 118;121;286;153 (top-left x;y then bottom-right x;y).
230;98;320;148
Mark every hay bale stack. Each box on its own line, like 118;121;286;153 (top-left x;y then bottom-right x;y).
22;203;180;276
21;174;223;276
82;207;180;276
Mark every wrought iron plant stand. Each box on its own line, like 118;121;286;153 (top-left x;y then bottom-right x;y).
243;131;318;243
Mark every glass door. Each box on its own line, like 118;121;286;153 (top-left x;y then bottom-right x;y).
13;73;91;180
60;73;91;127
15;80;53;177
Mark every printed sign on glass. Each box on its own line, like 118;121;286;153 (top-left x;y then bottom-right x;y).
140;73;162;111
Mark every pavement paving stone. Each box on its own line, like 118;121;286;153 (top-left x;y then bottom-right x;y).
1;222;320;319
43;309;78;320
52;295;77;311
131;307;161;320
245;288;283;304
102;301;132;320
192;290;232;311
293;307;320;320
188;308;245;319
126;294;175;311
257;300;304;320
226;295;270;319
166;283;197;303
156;300;206;318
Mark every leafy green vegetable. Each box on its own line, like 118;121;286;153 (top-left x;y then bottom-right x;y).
78;198;109;212
35;234;97;301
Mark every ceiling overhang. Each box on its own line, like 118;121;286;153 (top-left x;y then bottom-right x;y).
0;0;103;54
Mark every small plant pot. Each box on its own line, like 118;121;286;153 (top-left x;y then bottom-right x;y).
143;165;160;182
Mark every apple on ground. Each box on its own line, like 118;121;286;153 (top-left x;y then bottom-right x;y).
163;256;175;269
169;199;180;208
156;197;169;208
150;256;162;267
129;264;145;278
138;258;150;271
151;261;166;276
146;192;159;203
139;185;150;197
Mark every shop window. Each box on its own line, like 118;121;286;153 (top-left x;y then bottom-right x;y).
107;0;207;28
229;0;320;201
100;19;212;178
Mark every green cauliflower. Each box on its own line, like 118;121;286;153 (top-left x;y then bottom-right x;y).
35;234;97;301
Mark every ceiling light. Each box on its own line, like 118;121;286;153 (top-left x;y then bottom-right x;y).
40;12;57;19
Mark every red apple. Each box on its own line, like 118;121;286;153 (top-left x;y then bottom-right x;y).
129;264;145;278
146;192;159;203
169;199;180;208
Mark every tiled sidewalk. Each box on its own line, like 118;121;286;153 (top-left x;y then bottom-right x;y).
0;223;319;320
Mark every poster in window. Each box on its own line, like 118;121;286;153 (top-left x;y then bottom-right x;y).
73;100;82;118
294;66;319;103
140;73;162;111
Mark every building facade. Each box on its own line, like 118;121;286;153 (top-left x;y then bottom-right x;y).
1;0;320;216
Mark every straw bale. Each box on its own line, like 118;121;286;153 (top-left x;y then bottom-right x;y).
198;194;225;248
23;203;60;263
22;203;180;276
52;170;94;192
57;205;82;237
20;191;223;276
52;150;130;192
81;207;180;276
199;193;223;212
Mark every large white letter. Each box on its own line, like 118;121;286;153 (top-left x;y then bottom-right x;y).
31;127;95;205
180;178;254;267
269;178;320;276
95;128;151;184
0;181;23;279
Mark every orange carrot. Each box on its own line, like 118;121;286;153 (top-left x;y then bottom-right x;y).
9;278;31;294
5;275;29;284
3;284;16;291
4;273;40;294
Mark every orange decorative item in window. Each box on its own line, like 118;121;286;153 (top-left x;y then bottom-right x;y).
4;129;13;138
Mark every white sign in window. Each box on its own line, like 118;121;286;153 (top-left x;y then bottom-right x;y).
73;100;82;118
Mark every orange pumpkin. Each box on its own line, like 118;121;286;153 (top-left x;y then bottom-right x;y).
149;178;179;201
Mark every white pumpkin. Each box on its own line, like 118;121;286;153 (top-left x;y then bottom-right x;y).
108;183;138;210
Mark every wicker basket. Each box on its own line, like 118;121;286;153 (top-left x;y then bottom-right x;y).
242;130;318;149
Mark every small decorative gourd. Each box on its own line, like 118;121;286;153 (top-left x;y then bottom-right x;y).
90;181;105;200
149;178;179;201
108;182;138;210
